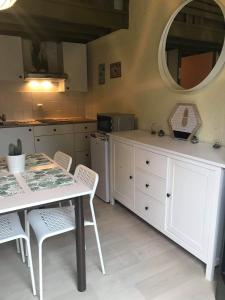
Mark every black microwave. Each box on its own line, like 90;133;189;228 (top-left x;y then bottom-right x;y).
97;113;135;133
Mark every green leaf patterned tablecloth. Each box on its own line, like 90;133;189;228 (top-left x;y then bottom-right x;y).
0;174;24;198
25;153;51;168
22;167;74;192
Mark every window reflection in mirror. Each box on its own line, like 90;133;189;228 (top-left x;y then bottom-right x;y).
166;0;225;89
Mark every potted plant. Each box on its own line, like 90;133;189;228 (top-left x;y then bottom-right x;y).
7;139;25;173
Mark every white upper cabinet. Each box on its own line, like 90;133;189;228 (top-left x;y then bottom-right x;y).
63;42;88;92
0;36;24;81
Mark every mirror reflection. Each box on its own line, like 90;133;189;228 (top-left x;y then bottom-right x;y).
166;0;225;89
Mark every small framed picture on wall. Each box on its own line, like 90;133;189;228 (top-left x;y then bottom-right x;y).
110;62;122;78
98;63;105;85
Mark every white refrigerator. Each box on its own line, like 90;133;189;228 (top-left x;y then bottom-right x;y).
90;134;110;203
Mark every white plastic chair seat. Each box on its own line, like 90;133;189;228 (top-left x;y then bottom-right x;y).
0;213;27;243
28;207;95;244
28;207;75;244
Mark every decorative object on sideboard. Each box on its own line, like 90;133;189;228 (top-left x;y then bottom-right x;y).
98;63;105;85
191;135;199;144
168;103;202;140
7;139;25;173
213;141;222;149
110;62;122;78
158;129;165;137
150;122;160;135
0;0;17;10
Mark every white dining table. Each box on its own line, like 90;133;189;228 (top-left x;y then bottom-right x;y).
0;153;92;292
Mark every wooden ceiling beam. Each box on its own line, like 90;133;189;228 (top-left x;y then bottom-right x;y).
9;0;129;30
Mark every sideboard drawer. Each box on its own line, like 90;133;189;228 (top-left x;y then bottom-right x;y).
135;169;166;204
135;190;165;231
135;147;167;178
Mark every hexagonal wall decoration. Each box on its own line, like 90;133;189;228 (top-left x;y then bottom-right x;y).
168;103;202;140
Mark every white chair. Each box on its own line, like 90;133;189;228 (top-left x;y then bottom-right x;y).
53;151;73;207
0;213;36;296
24;151;73;256
27;165;105;300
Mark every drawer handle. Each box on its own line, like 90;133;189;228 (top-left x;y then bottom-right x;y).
129;176;133;180
84;126;88;129
85;135;88;139
146;160;150;165
37;138;40;142
28;128;32;132
145;206;149;211
53;129;56;132
145;184;150;188
167;193;171;198
86;154;89;157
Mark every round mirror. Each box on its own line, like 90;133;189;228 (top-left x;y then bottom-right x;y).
159;0;225;91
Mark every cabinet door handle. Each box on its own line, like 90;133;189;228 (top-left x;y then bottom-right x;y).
85;135;88;139
167;193;171;198
28;128;32;132
146;160;150;165
37;138;40;142
145;184;150;188
53;129;56;132
129;176;133;180
145;206;149;211
86;154;89;157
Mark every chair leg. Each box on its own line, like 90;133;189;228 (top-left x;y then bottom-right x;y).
16;239;20;253
39;242;43;300
90;203;105;274
25;238;37;296
24;210;28;257
26;220;31;268
19;238;25;263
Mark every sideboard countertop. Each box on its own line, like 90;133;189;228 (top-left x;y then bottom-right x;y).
109;130;225;169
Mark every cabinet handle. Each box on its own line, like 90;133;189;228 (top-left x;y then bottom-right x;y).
86;154;89;157
129;176;133;180
85;135;88;139
66;87;70;90
53;129;56;132
19;75;23;79
37;138;40;142
167;193;171;198
28;128;32;132
145;206;149;211
84;126;88;130
146;160;150;165
145;184;150;188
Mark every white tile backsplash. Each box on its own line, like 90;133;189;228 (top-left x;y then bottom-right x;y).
0;85;86;121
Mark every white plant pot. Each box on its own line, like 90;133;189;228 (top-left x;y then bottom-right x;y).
7;154;25;173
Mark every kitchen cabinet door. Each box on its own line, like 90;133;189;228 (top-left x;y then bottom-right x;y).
75;151;90;168
0;127;35;155
166;159;214;261
112;140;134;210
34;134;73;161
63;42;87;92
0;36;24;81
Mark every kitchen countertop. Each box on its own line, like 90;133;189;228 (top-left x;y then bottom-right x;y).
0;118;96;128
110;130;225;169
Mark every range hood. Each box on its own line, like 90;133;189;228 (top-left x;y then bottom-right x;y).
24;72;68;81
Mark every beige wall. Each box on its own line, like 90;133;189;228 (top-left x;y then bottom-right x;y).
0;82;86;120
86;0;225;144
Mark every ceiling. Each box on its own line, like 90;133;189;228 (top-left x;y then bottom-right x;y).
0;0;129;43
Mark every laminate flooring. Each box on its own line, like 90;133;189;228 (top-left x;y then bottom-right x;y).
0;198;216;300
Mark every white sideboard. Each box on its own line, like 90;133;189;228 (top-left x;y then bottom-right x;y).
110;130;225;281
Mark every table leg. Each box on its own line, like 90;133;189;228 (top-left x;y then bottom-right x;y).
75;196;86;292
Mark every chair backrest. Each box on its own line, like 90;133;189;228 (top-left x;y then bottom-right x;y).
74;164;99;201
54;151;72;172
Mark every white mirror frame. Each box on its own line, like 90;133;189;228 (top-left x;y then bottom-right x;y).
158;0;225;92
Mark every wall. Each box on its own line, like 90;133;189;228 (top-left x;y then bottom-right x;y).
0;82;86;120
86;0;225;145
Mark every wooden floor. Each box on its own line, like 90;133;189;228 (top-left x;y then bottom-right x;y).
0;198;216;300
